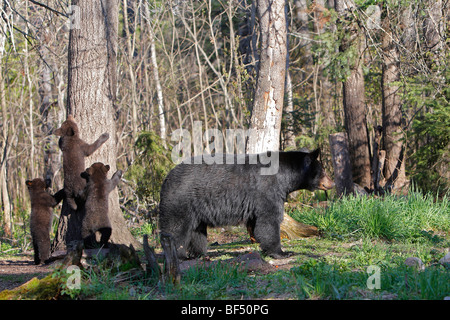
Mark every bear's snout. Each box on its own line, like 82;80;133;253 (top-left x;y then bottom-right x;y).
318;172;335;190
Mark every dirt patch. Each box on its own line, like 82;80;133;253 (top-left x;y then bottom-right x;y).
0;254;52;292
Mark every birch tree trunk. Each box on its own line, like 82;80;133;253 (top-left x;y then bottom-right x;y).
247;0;287;153
0;4;12;237
53;0;139;251
144;1;166;142
0;63;12;238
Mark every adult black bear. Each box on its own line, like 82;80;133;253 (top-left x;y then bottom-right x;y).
54;115;109;211
159;149;334;259
80;162;122;247
26;178;64;264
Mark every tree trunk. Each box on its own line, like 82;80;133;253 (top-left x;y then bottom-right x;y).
283;72;296;149
329;132;354;196
144;1;166;142
122;0;139;141
246;0;316;239
53;0;139;251
381;7;408;193
294;0;312;71
0;24;12;237
335;0;371;188
247;0;287;153
423;0;443;53
37;29;60;185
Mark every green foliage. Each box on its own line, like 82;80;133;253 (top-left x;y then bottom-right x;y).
407;64;450;194
125;131;174;207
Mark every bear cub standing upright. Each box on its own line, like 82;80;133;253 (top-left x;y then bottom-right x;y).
159;149;334;259
54;115;109;211
80;162;122;247
26;178;64;264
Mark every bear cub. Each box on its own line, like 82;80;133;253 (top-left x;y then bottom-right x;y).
26;178;64;264
54;115;109;211
159;149;334;259
80;162;122;248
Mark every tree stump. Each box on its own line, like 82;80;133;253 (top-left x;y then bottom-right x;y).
143;234;161;278
160;232;180;285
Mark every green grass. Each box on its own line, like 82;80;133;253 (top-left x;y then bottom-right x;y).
290;191;450;242
54;191;450;300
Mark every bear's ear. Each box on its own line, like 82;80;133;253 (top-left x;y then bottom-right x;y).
26;180;33;187
54;128;62;136
67;114;75;121
45;178;51;188
80;171;89;180
105;165;110;172
311;148;320;160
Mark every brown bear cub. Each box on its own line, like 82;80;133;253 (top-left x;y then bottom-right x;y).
26;178;64;265
54;115;109;211
80;162;122;248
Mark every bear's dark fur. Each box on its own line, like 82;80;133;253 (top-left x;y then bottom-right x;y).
159;149;334;259
26;178;64;264
54;115;109;211
80;162;122;247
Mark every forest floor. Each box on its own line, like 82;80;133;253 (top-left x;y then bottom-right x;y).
0;224;449;300
1;191;449;300
0;226;298;297
0;254;52;292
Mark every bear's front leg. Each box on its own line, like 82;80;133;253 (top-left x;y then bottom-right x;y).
253;218;290;259
83;132;110;156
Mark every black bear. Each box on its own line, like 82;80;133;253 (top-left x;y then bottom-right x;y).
80;162;122;247
54;115;109;211
26;178;64;264
158;149;334;259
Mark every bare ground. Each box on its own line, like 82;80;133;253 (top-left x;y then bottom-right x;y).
0;254;53;292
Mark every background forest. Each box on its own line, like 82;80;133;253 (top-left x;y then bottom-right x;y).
0;0;448;244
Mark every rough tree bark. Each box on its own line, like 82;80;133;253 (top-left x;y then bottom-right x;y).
381;6;408;193
423;0;443;53
247;0;287;153
329;132;354;196
335;0;371;188
53;0;139;251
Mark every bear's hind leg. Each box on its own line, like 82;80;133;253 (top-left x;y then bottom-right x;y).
99;227;112;247
187;222;208;258
40;236;51;264
32;240;41;265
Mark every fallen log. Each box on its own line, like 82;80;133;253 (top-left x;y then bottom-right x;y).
0;275;62;300
280;213;318;239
